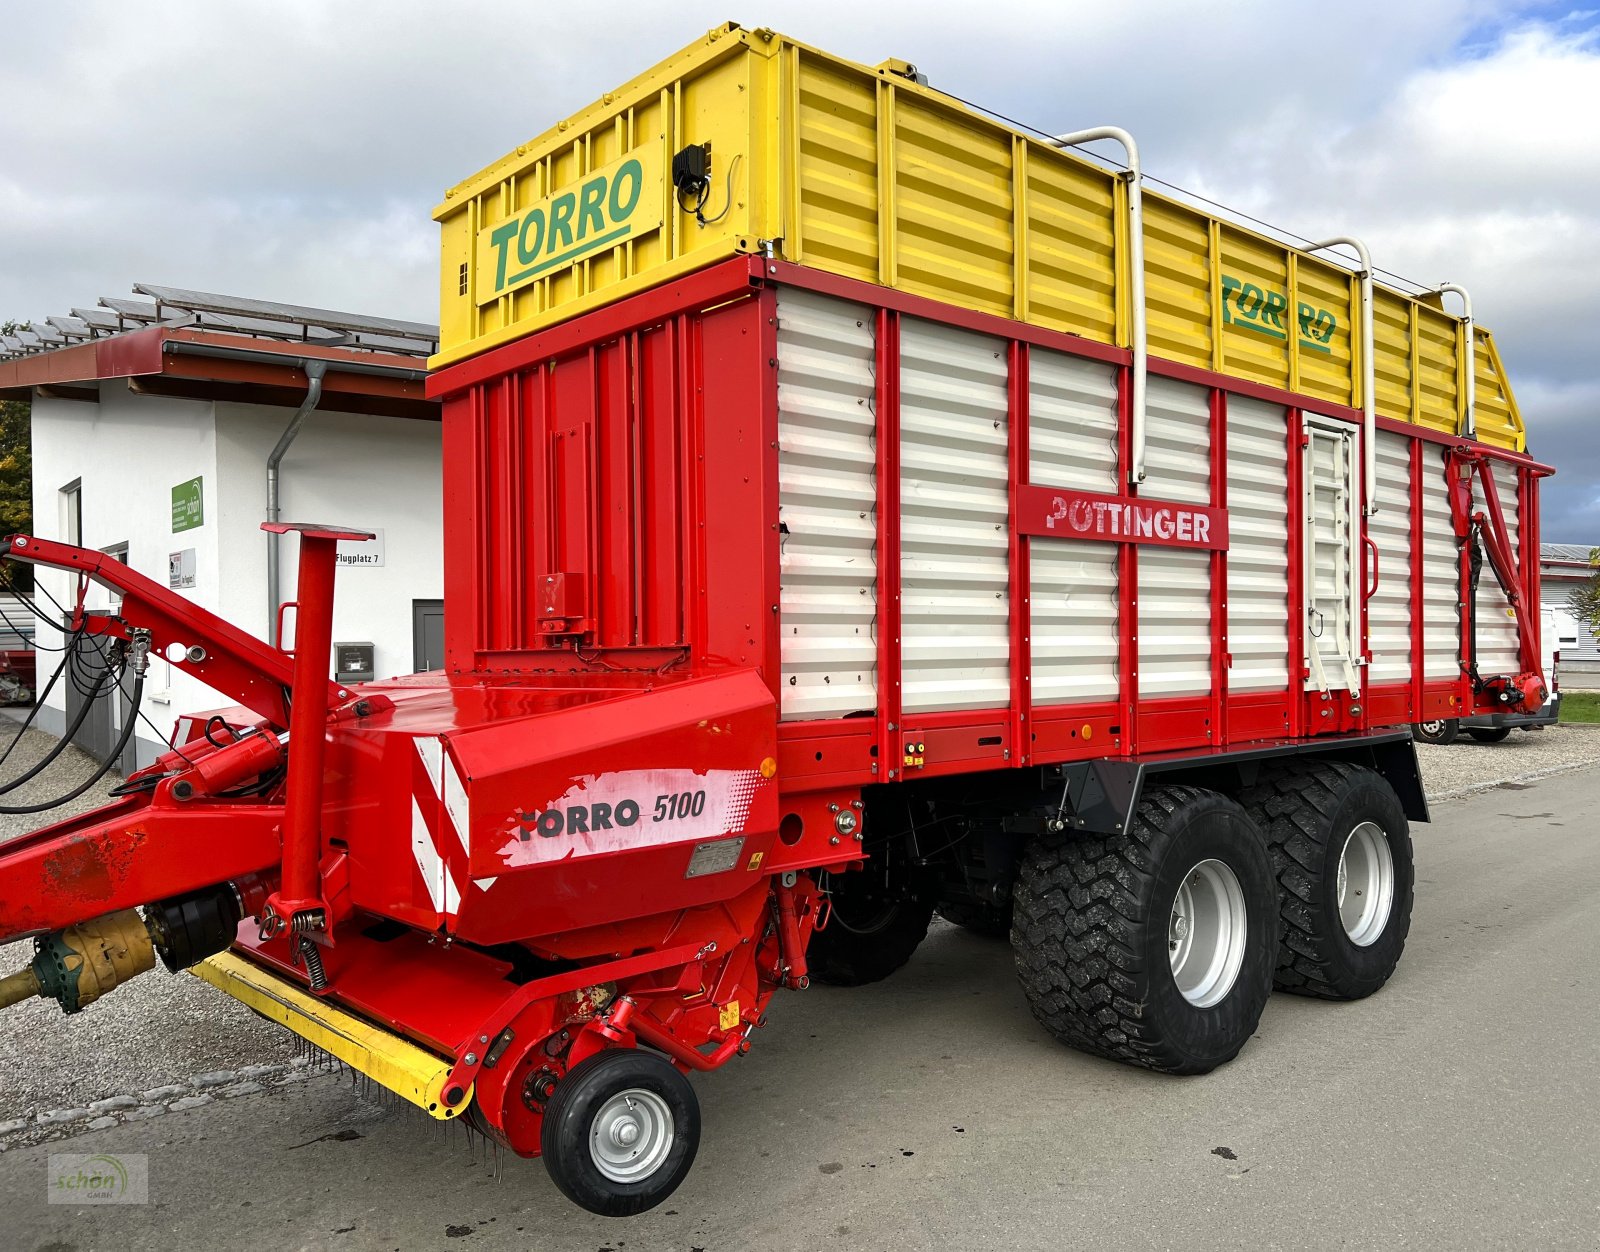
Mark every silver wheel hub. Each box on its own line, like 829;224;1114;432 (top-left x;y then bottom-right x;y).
1337;821;1394;947
589;1087;674;1184
1168;859;1248;1009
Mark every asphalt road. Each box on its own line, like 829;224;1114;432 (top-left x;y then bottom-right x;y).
4;766;1598;1251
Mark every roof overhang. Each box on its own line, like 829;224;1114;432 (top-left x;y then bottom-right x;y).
0;326;435;421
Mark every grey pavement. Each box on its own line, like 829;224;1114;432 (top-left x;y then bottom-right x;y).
3;765;1598;1250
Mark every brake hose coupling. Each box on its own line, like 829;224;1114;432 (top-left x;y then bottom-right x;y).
128;627;153;677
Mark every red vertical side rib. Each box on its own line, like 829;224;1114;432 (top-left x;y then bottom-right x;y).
1210;387;1228;746
1285;409;1305;739
1007;341;1031;767
876;309;904;782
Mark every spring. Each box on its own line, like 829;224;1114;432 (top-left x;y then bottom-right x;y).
299;937;328;991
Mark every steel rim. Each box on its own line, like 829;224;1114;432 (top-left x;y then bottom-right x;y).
1418;720;1445;737
1337;821;1394;947
1168;859;1248;1009
589;1087;674;1184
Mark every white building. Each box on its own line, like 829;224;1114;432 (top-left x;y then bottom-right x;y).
1541;543;1599;679
0;286;443;770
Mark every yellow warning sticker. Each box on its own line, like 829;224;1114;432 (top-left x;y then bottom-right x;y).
746;851;765;872
720;1001;741;1031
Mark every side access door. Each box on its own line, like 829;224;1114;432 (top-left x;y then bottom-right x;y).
1303;417;1363;700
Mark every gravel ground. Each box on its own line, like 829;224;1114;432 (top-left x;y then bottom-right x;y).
0;718;1592;1124
1414;722;1599;800
0;724;294;1119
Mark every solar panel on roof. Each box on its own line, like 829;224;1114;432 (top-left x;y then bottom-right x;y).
133;283;438;344
70;308;122;330
2;285;440;362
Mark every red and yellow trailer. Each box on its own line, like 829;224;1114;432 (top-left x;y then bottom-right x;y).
0;24;1548;1215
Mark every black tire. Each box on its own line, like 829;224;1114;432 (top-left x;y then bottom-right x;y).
935;898;1013;938
1011;785;1277;1075
808;862;934;986
540;1048;699;1217
1411;718;1459;745
1239;760;1414;1001
1467;727;1512;744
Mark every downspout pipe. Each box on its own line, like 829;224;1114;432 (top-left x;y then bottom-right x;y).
1308;237;1376;515
266;359;327;646
1434;282;1475;439
1050;127;1146;485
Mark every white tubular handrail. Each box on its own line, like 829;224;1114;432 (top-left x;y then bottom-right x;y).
1435;282;1475;439
1308;237;1376;515
1050;127;1146;485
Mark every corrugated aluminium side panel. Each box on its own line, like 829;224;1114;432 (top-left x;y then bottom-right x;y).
437;25;1525;455
1224;398;1290;693
1139;549;1213;698
1474;469;1522;675
1022;155;1116;345
1420;447;1462;681
1141;376;1212;505
1026;350;1120;491
434;28;769;366
891;91;1016;319
1028;350;1120;705
1143;197;1212;372
1368;430;1415;685
1138;376;1212;696
1372;287;1415;425
899;318;1011;713
1473;332;1524;452
1218;226;1291;389
1295;259;1357;407
776;289;879;720
1413;304;1461;435
793;49;879;284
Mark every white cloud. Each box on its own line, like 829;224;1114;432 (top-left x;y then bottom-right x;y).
1;1;1594;532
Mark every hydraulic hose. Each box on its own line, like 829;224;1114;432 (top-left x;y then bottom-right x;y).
0;656;113;795
0;669;144;814
0;635;73;773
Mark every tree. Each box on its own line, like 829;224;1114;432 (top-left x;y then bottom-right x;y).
0;320;32;590
1567;548;1600;637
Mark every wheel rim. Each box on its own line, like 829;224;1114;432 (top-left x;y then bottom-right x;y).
589;1087;675;1184
1418;721;1444;737
1168;859;1248;1009
1337;821;1394;947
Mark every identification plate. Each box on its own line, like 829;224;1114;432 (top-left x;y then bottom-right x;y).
684;837;745;879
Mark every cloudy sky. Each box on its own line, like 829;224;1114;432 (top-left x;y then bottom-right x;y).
2;1;1595;538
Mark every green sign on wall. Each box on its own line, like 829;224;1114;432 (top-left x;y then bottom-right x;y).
171;477;204;532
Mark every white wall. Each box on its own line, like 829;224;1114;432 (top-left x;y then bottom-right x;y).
212;402;442;681
26;384;443;769
28;382;224;763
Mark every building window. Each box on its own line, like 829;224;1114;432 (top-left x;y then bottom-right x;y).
60;479;82;546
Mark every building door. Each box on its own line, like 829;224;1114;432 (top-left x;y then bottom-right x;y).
413;599;445;672
1303;419;1363;697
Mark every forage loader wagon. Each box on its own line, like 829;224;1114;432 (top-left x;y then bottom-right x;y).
0;24;1550;1215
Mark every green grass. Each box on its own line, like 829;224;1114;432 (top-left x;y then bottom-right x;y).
1560;691;1600;723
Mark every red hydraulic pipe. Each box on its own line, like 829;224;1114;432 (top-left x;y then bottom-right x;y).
628;1010;746;1073
774;878;811;989
261;522;373;929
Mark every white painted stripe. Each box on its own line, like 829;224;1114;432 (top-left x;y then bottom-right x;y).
441;750;471;859
413;736;443;796
410;795;446;914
